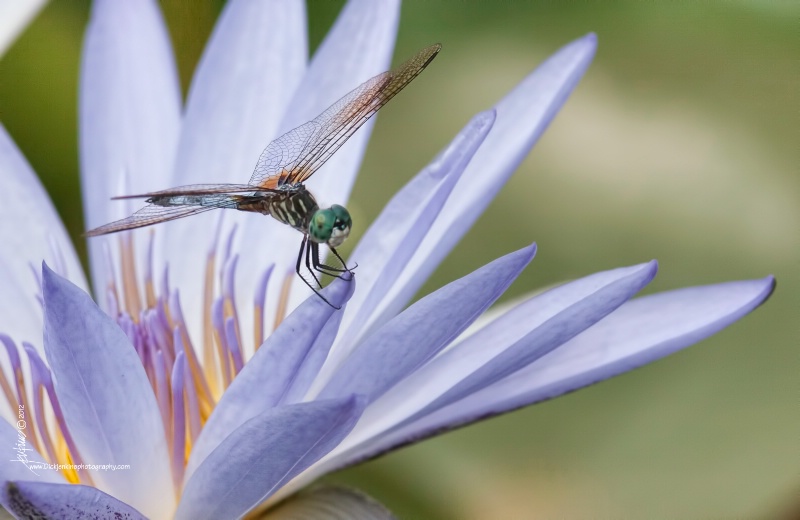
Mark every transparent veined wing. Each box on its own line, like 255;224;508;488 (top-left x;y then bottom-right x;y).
84;194;244;237
86;184;281;235
248;44;441;189
110;184;279;200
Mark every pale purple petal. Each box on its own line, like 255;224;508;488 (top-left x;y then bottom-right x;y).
175;397;366;520
0;419;64;487
41;266;173;519
407;260;657;419
368;33;599;332
315;244;537;403
185;277;354;481
279;291;352;405
334;110;496;358
348;262;658;446
0;126;86;350
164;0;307;344
265;486;395;520
254;0;401;314
345;276;775;465
2;481;146;520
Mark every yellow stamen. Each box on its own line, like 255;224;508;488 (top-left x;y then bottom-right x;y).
212;324;233;390
14;366;43;456
176;325;215;421
144;231;157;309
274;272;293;330
0;366;18;416
254;304;264;352
202;249;220;397
119;234;142;319
57;434;80;484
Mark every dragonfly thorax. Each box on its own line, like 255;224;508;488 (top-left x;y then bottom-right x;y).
239;186;351;248
309;204;352;247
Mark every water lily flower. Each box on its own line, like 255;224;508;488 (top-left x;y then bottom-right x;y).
0;0;775;518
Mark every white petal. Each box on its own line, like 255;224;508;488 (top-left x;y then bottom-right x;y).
162;0;306;346
79;0;181;301
0;125;85;415
0;0;47;57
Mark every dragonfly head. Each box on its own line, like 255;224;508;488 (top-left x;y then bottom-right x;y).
309;204;352;248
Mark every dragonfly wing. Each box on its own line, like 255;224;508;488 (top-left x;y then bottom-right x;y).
84;198;240;237
248;43;441;188
248;119;327;189
111;184;278;200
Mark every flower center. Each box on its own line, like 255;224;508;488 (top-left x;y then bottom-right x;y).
0;225;294;494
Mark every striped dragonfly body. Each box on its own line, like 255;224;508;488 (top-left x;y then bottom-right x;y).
236;185;320;236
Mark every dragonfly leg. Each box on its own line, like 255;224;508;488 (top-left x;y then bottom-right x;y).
304;239;326;287
311;245;355;278
330;246;357;273
295;236;340;309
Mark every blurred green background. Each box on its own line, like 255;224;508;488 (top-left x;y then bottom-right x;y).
1;1;797;518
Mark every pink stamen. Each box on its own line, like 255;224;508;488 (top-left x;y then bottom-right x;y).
0;335;40;453
253;265;274;350
222;256;244;360
224;317;244;375
170;352;186;492
183;359;201;445
153;350;171;441
222;224;238;269
0;336;20;412
21;344;57;465
146;309;173;369
211;298;232;388
145;231;156;308
23;343;92;485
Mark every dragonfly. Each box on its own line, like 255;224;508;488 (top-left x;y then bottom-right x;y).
86;44;442;308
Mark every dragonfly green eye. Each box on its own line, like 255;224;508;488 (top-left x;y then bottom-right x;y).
309;205;352;247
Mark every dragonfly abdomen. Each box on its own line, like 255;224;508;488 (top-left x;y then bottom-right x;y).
149;194;233;207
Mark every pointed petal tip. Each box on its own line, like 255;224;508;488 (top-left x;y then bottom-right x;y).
40;260;61;292
349;393;368;413
322;273;356;309
328;393;368;417
474;108;497;130
504;242;536;275
754;274;776;307
560;32;597;62
646;258;658;278
623;259;658;284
